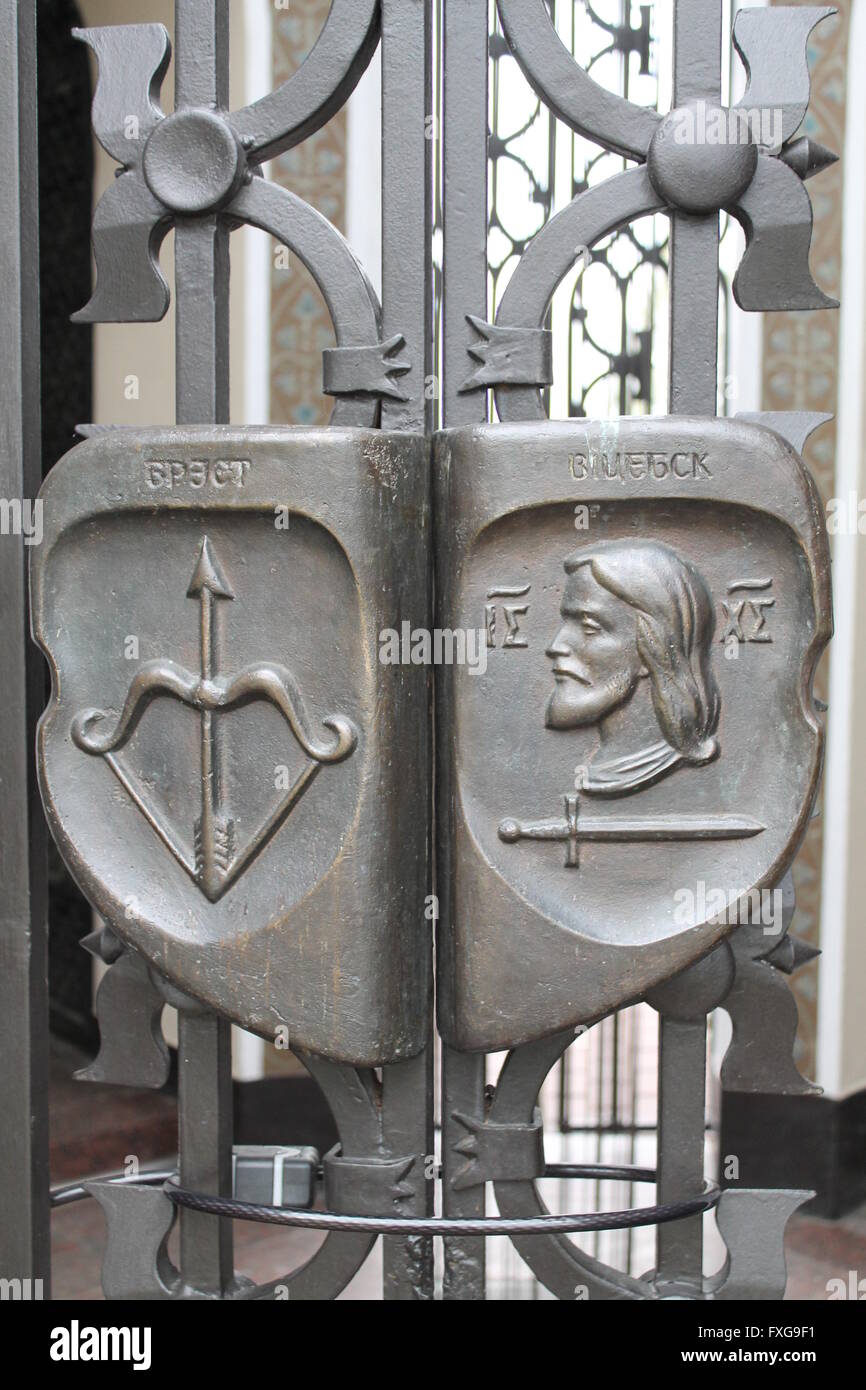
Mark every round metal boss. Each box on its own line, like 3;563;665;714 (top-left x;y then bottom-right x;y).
647;103;758;214
143;110;243;215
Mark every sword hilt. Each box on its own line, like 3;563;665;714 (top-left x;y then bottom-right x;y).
498;795;581;867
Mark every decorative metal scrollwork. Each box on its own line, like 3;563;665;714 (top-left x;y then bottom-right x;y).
72;9;409;423
47;0;838;1306
488;3;836;422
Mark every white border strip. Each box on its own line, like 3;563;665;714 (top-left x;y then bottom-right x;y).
346;46;382;300
816;0;866;1097
231;0;273;1081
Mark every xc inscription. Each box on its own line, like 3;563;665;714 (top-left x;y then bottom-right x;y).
721;577;776;645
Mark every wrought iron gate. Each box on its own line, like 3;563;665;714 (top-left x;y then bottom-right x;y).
0;0;837;1300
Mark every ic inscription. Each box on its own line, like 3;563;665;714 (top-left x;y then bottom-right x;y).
485;584;530;649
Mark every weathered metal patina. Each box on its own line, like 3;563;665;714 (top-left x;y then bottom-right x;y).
1;0;842;1302
32;426;430;1066
436;416;831;1051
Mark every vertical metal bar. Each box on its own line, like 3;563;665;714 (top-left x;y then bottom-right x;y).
175;0;230;425
172;0;233;1295
178;1010;233;1292
656;0;722;1289
442;0;489;427
381;0;431;432
442;1046;486;1299
668;0;721;416
626;1008;640;1273
656;1018;708;1287
175;0;229;111
668;211;720;415
592;1017;605;1258
382;1051;435;1299
0;0;49;1292
175;219;230;425
440;0;489;1301
379;0;435;1298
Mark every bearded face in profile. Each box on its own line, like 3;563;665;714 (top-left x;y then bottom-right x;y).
545;539;720;795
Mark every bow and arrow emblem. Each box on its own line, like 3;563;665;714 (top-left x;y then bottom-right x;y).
72;537;358;901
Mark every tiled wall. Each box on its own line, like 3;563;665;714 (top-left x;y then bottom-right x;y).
269;2;347;428
762;1;850;1078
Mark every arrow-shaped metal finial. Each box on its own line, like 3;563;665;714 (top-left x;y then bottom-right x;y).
779;136;838;182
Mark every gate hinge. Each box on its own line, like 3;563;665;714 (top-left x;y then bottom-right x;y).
450;1108;545;1190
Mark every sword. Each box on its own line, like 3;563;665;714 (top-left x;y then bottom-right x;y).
499;794;764;868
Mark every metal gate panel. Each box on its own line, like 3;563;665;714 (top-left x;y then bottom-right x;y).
32;425;430;1065
435;415;831;1052
0;0;840;1301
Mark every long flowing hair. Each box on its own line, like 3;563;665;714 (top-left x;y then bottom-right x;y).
564;539;720;764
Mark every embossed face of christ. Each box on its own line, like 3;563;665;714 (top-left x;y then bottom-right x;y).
545;539;721;795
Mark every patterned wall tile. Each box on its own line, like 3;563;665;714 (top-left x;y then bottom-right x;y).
269;2;347;428
762;1;850;1076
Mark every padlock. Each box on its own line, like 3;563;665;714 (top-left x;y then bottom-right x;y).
435;417;831;1052
32;426;430;1066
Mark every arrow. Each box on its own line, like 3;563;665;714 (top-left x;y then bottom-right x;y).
73;536;357;902
187;537;235;899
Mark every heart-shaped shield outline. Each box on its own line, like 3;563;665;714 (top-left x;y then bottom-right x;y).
32;426;431;1067
435;416;832;1052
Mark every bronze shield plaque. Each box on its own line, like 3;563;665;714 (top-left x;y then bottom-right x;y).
32;427;430;1066
435;418;831;1052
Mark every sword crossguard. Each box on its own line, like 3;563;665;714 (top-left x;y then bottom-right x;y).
499;794;581;867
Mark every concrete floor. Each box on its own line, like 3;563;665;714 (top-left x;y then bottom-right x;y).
46;1038;866;1301
49;1186;866;1301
